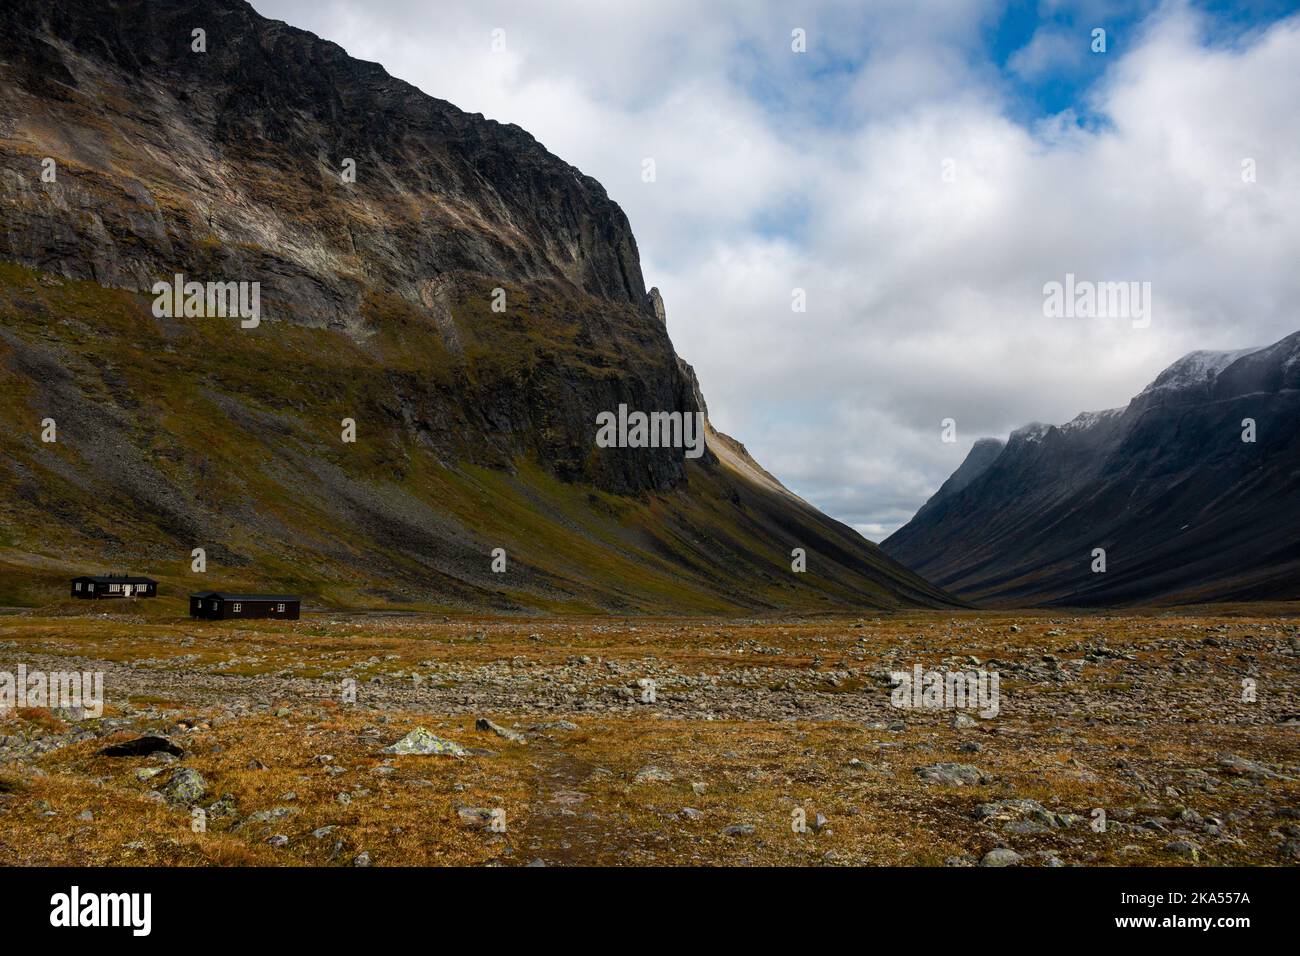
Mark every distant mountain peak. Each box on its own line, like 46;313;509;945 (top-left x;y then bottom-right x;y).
883;329;1300;606
1141;347;1263;395
1060;407;1125;432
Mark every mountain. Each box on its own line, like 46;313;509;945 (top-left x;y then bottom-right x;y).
882;331;1300;606
0;0;957;613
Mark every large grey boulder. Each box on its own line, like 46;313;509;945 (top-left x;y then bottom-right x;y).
382;728;467;756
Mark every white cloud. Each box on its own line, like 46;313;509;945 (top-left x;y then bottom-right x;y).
253;0;1300;539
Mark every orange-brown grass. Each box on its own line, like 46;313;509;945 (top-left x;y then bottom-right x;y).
1;608;1297;866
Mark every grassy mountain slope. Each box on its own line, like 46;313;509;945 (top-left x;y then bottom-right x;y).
0;0;958;613
0;261;954;612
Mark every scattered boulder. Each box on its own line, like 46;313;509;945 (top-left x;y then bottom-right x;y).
475;717;526;744
633;766;673;784
721;824;755;837
530;721;578;732
1217;754;1291;780
916;763;990;786
382;728;467;756
980;848;1023;867
975;799;1052;825
160;768;208;806
456;806;495;828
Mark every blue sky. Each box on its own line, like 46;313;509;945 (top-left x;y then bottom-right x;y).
254;0;1300;539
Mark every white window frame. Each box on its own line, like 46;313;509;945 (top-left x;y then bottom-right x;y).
233;603;242;613
277;603;285;613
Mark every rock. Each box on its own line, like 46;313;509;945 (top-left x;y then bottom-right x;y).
530;721;578;732
974;799;1050;824
382;728;467;756
646;287;667;325
353;851;372;867
916;763;990;786
475;717;526;743
134;767;163;782
951;713;979;729
97;736;184;758
633;766;673;784
980;848;1023;867
1217;754;1286;780
1004;820;1051;835
679;807;704;821
242;807;299;826
206;794;238;818
721;824;755;837
312;826;338;839
160;768;208;806
1164;839;1201;862
456;806;495;828
76;809;93;822
267;834;289;847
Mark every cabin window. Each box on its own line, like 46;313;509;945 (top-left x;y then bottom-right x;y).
277;604;285;612
75;582;82;591
233;603;242;613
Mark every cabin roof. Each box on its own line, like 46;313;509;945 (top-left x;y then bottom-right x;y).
189;592;300;602
75;575;157;584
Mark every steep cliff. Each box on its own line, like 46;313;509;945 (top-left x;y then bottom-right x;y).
0;0;957;612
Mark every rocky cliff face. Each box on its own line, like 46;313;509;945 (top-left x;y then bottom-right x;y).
0;0;649;312
882;332;1300;606
0;0;957;612
0;0;701;497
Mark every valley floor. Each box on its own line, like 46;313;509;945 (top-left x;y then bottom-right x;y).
0;608;1297;866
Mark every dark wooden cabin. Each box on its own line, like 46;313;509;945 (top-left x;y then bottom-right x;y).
71;574;158;599
189;592;301;620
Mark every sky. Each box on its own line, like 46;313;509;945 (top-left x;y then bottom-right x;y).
253;0;1300;540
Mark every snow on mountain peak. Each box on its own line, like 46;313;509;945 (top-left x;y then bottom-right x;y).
1142;347;1263;394
1061;407;1125;432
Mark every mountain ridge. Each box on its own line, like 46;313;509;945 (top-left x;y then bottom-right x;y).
0;0;959;613
882;332;1300;606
